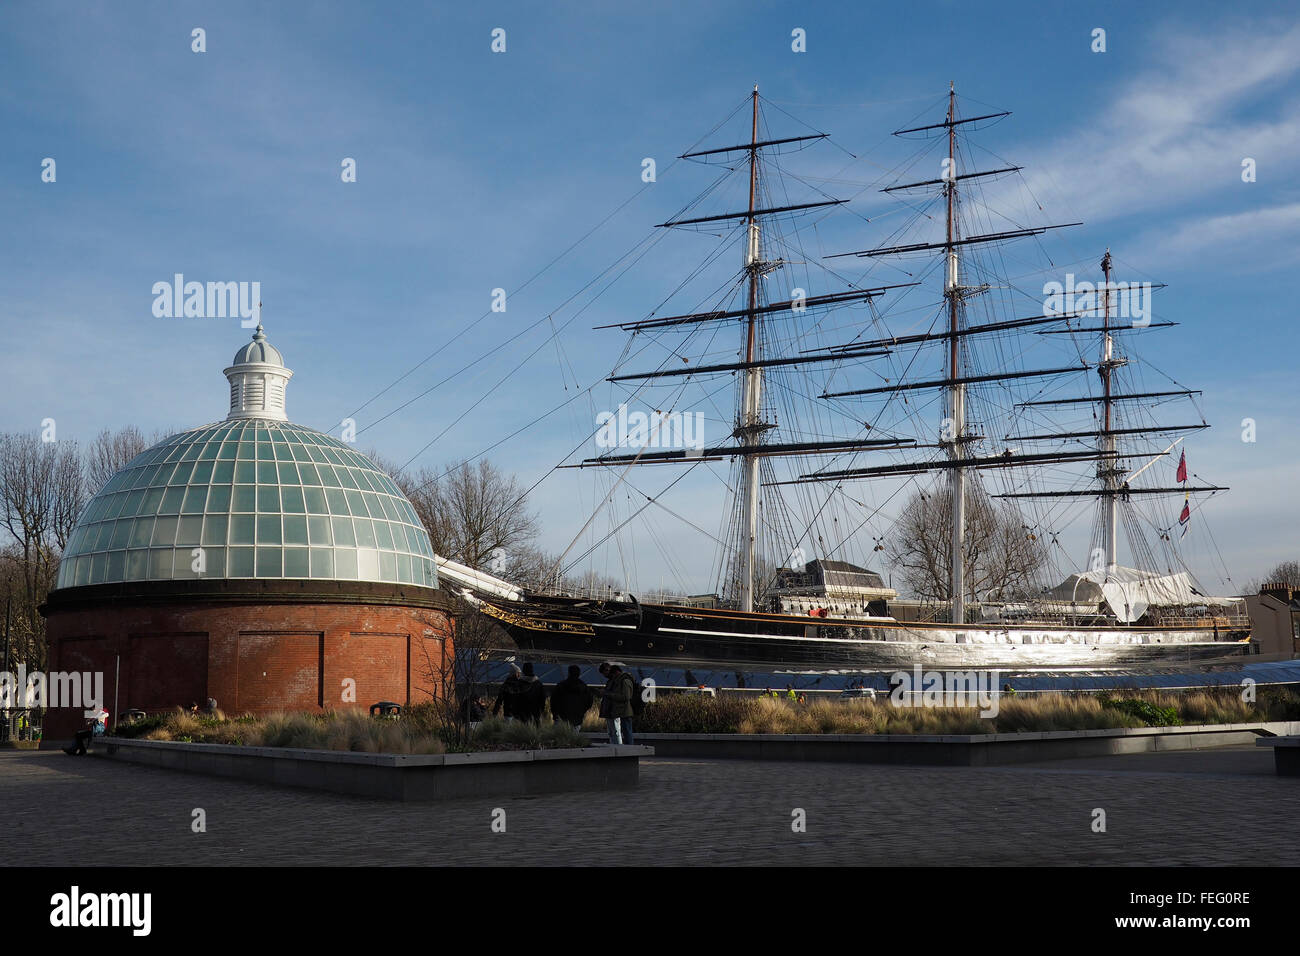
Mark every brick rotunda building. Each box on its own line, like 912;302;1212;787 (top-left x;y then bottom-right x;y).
41;324;455;743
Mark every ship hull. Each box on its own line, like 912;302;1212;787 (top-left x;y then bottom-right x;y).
475;598;1251;672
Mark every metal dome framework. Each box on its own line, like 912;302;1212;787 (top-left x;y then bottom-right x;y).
58;419;438;589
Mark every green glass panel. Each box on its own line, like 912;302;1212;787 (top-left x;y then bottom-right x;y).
276;461;299;484
126;550;148;579
255;547;282;577
157;493;186;527
336;468;359;490
333;548;357;579
344;490;368;516
324;488;348;513
141;487;165;514
180;443;202;462
229;514;255;545
309;548;333;578
281;486;305;514
201;547;225;577
317;464;340;486
106;551;126;582
256;461;277;484
149;549;173;577
217;442;238;460
206;484;232;513
257;486;281;513
234;460;255;483
256;441;273;461
303;487;328;514
283;514;308;546
170;462;195;485
397;553;412;584
190;460;214;484
129;517;155;548
202;514;228;546
373;520;394;550
198;442;219;461
109;520;132;550
212;460;235;483
307;515;332;545
152;515;178;546
354;518;376;548
232;485;256;512
297;463;321;485
331;517;356;547
379;551;397;581
283;548;309;578
176;515;202;546
181;485;207;514
256;515;281;545
123;488;146;515
228;547;254;577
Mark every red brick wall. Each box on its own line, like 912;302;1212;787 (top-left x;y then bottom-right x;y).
41;597;453;743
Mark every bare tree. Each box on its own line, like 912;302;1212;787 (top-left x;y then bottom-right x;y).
368;454;539;572
1245;560;1300;594
886;480;1047;604
0;432;83;670
84;426;151;496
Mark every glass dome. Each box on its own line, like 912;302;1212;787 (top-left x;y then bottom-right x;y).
57;419;438;589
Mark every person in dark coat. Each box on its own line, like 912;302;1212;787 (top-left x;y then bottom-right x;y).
492;664;526;720
549;665;593;729
518;662;547;724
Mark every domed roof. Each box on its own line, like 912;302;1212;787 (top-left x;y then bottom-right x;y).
57;328;438;591
230;324;285;368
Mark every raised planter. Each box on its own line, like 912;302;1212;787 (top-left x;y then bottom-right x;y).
97;737;652;800
620;721;1300;766
1256;736;1300;777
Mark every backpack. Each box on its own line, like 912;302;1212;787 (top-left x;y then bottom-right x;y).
630;677;646;717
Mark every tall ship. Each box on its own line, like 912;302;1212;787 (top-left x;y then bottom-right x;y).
440;86;1251;671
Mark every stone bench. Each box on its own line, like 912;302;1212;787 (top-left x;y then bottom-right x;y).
1256;735;1300;776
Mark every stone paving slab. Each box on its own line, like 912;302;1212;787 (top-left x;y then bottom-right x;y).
2;746;1296;866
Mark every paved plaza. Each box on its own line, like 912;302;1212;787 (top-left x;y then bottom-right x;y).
3;745;1295;866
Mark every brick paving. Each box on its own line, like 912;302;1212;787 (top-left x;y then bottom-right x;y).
2;745;1295;866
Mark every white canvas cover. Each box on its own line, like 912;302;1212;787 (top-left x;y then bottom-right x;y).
1045;566;1229;623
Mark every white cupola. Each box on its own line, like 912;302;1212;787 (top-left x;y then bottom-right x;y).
223;323;293;421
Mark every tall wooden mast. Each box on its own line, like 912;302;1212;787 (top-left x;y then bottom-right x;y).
1098;248;1124;571
944;82;967;624
738;84;763;613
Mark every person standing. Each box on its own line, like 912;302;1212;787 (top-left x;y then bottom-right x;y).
598;662;624;744
518;662;546;724
549;664;593;730
603;663;635;745
492;664;526;721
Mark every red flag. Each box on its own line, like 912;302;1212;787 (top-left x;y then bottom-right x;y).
1175;450;1187;483
1179;495;1191;537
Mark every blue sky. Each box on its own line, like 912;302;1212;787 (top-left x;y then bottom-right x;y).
2;0;1297;593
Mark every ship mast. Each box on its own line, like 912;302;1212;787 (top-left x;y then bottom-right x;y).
944;83;966;625
737;86;764;612
1098;249;1124;571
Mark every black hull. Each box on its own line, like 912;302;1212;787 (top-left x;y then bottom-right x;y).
476;598;1252;673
